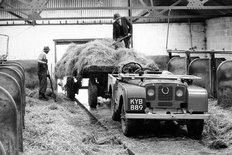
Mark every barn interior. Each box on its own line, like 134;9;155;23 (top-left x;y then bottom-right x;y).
0;0;232;154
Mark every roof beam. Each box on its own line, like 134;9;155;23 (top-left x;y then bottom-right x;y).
211;0;232;14
132;0;151;23
1;6;232;11
0;0;50;25
133;0;183;22
0;15;216;22
4;10;34;25
0;2;35;25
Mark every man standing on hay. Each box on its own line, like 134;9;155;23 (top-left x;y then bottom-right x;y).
37;46;50;100
113;13;133;49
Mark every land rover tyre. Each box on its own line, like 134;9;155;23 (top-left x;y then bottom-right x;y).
111;98;120;121
0;141;5;155
88;78;98;108
121;105;136;136
187;119;204;139
66;76;75;101
108;86;120;121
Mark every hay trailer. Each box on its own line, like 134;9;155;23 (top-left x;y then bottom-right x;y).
0;34;26;154
66;65;118;108
53;38;117;108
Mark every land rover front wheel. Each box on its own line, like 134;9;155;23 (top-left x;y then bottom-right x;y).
121;105;136;136
111;98;120;121
187;119;204;139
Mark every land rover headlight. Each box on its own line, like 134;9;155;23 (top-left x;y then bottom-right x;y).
147;89;155;96
176;89;183;97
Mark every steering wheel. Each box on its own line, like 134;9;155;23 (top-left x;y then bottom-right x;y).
121;62;143;74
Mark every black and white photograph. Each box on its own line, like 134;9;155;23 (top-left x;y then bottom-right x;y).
0;0;232;154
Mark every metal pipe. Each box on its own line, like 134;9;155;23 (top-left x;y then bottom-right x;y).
188;19;193;49
128;0;133;48
151;0;183;18
166;9;171;51
0;15;214;21
54;41;57;90
150;0;154;7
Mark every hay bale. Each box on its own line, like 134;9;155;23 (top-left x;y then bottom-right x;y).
73;40;116;74
218;91;232;108
55;39;158;79
209;140;227;149
147;55;170;71
203;99;232;149
25;88;38;98
55;44;88;78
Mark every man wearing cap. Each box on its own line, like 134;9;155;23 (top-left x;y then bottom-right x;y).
113;13;133;49
37;46;50;100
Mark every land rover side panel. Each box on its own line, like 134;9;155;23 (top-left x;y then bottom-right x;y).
187;85;208;112
118;82;146;113
107;74;117;94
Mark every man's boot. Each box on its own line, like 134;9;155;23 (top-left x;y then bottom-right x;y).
39;93;44;100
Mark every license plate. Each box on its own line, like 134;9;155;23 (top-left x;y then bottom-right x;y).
128;98;145;111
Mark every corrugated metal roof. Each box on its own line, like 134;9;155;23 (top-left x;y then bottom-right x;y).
0;0;232;25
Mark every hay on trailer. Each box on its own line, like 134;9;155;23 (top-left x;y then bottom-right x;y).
55;43;88;78
73;40;116;75
115;48;158;71
55;39;158;79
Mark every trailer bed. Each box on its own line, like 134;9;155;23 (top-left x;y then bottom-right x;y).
82;65;118;78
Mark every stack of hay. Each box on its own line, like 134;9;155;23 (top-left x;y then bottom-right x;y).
203;99;232;149
55;38;158;79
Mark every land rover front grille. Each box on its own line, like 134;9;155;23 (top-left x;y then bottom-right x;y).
145;83;187;109
158;86;173;101
158;102;173;106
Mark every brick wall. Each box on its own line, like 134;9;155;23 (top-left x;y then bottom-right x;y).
168;22;205;51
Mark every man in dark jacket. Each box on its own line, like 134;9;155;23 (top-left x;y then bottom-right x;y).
113;13;133;48
37;46;50;100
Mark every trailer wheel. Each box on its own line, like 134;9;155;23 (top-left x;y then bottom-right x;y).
187;119;204;140
97;75;108;98
121;105;136;136
66;76;75;101
88;78;98;108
